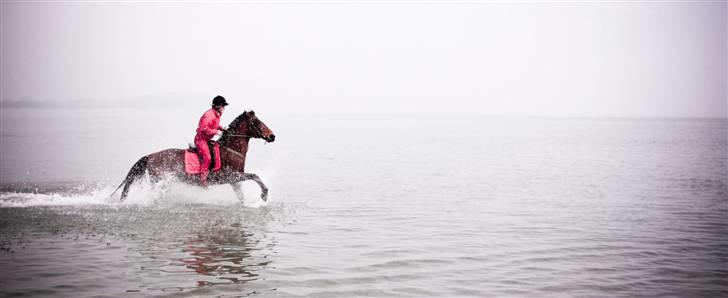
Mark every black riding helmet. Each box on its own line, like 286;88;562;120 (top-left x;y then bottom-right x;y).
212;95;229;107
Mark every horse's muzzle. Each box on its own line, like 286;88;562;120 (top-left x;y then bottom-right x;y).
267;134;276;142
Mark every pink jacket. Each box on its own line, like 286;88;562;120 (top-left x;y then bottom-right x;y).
195;108;223;140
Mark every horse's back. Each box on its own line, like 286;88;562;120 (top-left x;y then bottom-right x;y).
147;148;187;175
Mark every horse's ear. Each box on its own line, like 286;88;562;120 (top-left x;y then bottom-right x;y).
249;110;255;115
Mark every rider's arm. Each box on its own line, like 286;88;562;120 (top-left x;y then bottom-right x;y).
198;113;221;136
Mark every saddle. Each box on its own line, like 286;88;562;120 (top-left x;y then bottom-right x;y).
184;141;222;174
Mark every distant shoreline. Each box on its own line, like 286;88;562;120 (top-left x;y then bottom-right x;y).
0;100;195;109
1;101;726;120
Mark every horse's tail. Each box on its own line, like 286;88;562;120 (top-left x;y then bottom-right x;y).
109;156;149;202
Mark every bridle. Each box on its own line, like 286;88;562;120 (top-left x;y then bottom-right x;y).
222;114;266;140
217;113;270;164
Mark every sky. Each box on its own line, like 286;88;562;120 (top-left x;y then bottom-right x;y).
1;1;726;118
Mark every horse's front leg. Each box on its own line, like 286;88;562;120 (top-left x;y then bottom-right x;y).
229;173;268;201
246;173;269;201
230;182;245;202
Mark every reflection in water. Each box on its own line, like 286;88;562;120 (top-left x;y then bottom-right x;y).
118;205;286;295
0;203;284;297
180;226;272;288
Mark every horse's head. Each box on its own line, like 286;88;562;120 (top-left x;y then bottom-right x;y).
224;110;275;143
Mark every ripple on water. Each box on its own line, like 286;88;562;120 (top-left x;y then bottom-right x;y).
1;118;727;297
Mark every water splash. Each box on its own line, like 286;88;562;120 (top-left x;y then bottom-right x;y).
0;176;270;208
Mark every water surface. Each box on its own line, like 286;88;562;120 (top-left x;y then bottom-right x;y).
1;109;726;297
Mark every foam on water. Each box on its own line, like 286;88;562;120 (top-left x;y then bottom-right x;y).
0;176;272;208
0;190;108;207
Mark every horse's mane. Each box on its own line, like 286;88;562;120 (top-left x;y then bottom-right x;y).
220;111;254;145
228;111;251;132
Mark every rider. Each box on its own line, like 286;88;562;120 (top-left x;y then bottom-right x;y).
194;95;228;186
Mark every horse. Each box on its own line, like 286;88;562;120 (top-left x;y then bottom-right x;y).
110;110;275;202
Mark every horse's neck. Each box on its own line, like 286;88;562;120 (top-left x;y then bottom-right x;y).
223;136;250;156
219;117;252;165
219;136;250;172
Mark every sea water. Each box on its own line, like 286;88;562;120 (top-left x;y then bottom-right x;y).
1;108;726;297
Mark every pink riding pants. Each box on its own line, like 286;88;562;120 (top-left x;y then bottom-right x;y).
194;136;212;185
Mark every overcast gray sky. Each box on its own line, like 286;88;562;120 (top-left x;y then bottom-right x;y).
1;1;726;117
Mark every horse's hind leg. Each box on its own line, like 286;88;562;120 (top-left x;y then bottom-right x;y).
147;164;161;183
148;170;169;201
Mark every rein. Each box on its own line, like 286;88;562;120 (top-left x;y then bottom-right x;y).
221;145;247;159
224;134;254;138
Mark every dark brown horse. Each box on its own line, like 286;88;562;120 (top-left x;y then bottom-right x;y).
111;110;275;202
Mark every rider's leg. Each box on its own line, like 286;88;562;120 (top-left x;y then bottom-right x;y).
194;138;212;186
